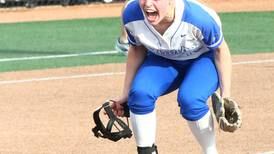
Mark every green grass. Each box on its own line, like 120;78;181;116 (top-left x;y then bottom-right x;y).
220;11;274;54
0;17;122;58
0;11;273;72
0;54;125;72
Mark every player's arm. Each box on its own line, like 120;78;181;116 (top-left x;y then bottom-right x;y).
112;45;147;116
122;45;147;99
214;39;232;98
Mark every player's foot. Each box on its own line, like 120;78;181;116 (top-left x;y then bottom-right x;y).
115;37;129;55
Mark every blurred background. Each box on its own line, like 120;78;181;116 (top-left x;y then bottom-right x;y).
0;0;124;9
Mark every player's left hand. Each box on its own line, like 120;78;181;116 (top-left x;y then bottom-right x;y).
211;92;242;132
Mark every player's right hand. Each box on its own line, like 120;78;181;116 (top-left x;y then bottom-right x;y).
110;97;127;117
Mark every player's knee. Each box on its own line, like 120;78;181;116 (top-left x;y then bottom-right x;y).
177;93;209;121
128;88;156;114
137;144;158;154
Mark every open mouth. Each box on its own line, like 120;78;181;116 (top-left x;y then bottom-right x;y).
145;10;158;23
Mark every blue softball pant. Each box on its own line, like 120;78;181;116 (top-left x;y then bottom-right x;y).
127;51;219;121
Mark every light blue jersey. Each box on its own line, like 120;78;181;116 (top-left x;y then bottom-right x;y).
123;0;223;61
124;0;221;121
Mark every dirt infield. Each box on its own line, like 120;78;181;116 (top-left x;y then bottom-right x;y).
0;1;274;154
0;53;274;154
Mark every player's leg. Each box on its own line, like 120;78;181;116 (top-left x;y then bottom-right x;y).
177;52;219;154
130;111;158;154
187;111;216;154
128;54;181;154
115;1;129;54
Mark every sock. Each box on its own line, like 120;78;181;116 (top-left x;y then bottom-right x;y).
187;111;218;154
130;110;156;147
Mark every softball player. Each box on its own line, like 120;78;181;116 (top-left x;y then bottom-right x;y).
112;0;232;153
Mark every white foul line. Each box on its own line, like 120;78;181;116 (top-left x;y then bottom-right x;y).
0;50;273;64
0;72;125;85
232;59;274;65
258;151;274;154
0;50;118;62
0;58;274;85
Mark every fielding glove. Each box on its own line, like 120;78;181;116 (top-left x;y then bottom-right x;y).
211;92;242;132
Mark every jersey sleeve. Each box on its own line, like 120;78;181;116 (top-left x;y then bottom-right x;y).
121;0;143;46
183;0;224;50
201;13;224;49
125;29;140;46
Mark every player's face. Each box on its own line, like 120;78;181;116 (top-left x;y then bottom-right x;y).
139;0;171;25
